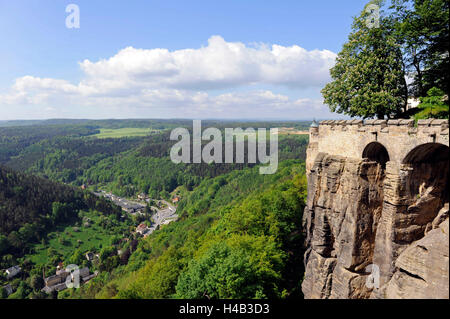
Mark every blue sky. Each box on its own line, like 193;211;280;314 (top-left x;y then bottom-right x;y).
0;0;370;120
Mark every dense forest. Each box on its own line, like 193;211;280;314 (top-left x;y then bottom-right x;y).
62;160;307;299
0;120;309;198
0;164;121;257
0;119;310;299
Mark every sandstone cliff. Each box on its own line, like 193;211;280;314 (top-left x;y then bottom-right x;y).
302;150;449;299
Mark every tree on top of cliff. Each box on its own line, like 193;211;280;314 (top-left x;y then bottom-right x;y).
321;1;408;119
390;0;449;98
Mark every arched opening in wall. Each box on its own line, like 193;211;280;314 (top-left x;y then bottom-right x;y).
362;142;390;168
403;143;449;165
401;143;449;239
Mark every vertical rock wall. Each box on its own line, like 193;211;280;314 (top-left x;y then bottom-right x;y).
302;151;449;299
302;153;385;299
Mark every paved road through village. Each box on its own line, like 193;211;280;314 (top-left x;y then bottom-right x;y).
94;191;178;235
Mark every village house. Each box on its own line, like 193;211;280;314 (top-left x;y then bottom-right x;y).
41;282;67;294
406;97;420;110
136;223;147;234
172;196;180;204
76;267;90;279
44;270;69;287
5;265;21;279
81;271;98;283
42;266;95;294
136;223;150;236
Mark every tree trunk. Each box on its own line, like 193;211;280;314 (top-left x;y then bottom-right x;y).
412;49;424;96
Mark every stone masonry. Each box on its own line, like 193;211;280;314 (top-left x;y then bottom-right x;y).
302;119;449;299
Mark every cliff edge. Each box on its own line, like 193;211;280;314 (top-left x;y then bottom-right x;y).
302;119;449;299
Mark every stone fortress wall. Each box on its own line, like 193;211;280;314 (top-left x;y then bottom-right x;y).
302;118;449;299
306;119;449;171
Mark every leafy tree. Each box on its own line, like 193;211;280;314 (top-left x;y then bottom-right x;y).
118;247;183;299
0;287;8;299
8;281;31;299
1;254;15;269
322;1;408;119
30;275;44;291
175;241;276;299
105;283;119;298
413;87;449;119
67;248;85;266
120;248;131;265
390;0;449;97
7;231;22;250
0;235;10;255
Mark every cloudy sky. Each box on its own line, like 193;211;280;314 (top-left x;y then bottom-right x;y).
0;0;367;120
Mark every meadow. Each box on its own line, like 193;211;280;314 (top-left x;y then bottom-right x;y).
26;211;125;266
92;128;159;139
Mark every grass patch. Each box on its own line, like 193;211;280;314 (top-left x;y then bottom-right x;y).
26;211;119;266
92;128;159;139
276;127;310;135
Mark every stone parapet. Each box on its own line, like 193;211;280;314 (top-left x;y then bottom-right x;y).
306;119;449;167
318;119;448;132
303;118;450;299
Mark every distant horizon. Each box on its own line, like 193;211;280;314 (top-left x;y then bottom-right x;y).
0;117;341;123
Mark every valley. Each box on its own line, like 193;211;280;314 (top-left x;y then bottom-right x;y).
0;119;309;299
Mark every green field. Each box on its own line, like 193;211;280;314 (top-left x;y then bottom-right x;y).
92;128;158;138
26;211;125;266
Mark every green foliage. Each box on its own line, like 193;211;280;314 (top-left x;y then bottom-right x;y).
413;87;449;120
92;128;158;139
390;0;449;97
322;1;407;119
0;234;11;255
82;134;307;198
175;237;282;299
0;287;8;299
67;249;85;266
118;247;184;299
0;120;311;299
30;275;44;291
86;161;307;300
0;164;121;258
323;0;449;118
8;282;32;299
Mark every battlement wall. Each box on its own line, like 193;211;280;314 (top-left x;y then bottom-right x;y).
306;119;449;171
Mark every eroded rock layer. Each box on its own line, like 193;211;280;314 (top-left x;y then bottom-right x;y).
302;152;449;299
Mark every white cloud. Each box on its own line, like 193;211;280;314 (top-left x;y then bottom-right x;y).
77;35;336;91
0;36;338;119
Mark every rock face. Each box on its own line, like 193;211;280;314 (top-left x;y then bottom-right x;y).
385;218;449;299
302;152;449;299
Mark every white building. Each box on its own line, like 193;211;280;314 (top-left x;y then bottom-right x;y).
407;97;421;110
5;265;21;279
